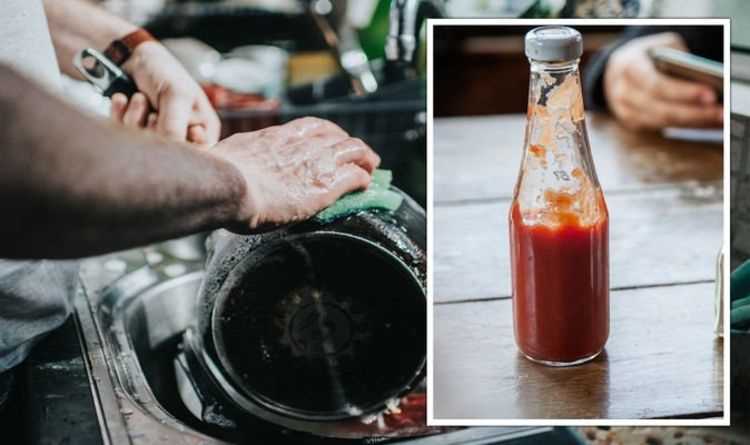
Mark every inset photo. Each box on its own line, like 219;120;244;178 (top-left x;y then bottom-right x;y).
429;19;728;423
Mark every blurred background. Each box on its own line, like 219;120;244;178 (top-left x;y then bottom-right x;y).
434;25;621;116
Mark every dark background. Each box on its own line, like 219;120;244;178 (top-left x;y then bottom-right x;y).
433;25;623;117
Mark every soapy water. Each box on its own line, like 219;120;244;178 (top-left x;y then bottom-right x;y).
202;402;238;429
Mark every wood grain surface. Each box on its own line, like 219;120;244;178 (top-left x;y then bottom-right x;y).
434;113;723;203
432;113;724;420
434;283;723;419
434;189;722;303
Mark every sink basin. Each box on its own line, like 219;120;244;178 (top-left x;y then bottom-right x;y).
72;241;583;444
86;261;386;444
115;271;207;431
83;260;382;443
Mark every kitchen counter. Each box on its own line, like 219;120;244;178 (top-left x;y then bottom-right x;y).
432;112;725;420
11;309;103;444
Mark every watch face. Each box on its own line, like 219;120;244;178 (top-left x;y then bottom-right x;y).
213;233;426;419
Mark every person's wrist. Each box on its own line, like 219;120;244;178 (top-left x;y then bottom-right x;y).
206;152;254;230
120;40;159;76
104;28;157;70
103;23;140;47
217;158;249;228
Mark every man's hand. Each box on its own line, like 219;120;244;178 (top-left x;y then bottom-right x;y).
43;0;220;144
122;41;220;145
604;32;723;131
211;117;381;232
110;92;157;131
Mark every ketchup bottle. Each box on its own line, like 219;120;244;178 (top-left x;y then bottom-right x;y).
510;26;609;366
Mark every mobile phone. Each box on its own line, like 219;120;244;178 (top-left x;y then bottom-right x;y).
648;47;723;96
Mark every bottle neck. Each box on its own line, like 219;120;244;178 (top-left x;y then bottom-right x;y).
525;57;586;148
527;59;582;109
529;59;579;76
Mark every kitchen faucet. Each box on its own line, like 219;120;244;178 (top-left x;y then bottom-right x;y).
304;0;443;98
307;0;379;95
385;0;445;82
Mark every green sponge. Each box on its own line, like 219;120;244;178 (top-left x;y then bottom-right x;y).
369;169;393;190
315;169;403;223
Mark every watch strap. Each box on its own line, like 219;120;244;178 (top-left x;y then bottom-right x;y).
103;29;156;66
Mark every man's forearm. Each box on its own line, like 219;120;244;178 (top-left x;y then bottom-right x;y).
0;65;243;259
43;0;137;78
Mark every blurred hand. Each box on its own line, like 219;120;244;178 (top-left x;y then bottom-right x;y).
120;41;220;145
110;92;157;132
604;32;722;131
211;117;381;232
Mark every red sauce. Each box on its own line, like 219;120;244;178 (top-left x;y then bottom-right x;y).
336;392;452;438
509;194;609;364
529;144;546;158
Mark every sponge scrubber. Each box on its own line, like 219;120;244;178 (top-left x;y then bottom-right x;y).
315;169;403;223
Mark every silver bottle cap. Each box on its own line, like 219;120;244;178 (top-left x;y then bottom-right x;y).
525;26;583;62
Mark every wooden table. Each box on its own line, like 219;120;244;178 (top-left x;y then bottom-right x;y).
432;113;724;420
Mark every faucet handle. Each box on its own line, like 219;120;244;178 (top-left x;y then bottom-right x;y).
385;0;444;80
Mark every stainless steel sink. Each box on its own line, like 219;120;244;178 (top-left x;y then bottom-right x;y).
78;241;443;443
72;237;582;444
75;243;220;444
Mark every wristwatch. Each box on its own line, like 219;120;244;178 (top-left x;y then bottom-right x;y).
73;28;155;98
103;29;156;66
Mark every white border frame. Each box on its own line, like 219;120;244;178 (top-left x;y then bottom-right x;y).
426;18;731;427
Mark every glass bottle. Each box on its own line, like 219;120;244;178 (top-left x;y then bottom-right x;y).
509;26;609;366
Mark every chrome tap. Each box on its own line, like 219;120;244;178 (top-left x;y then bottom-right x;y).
385;0;444;82
307;0;378;95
